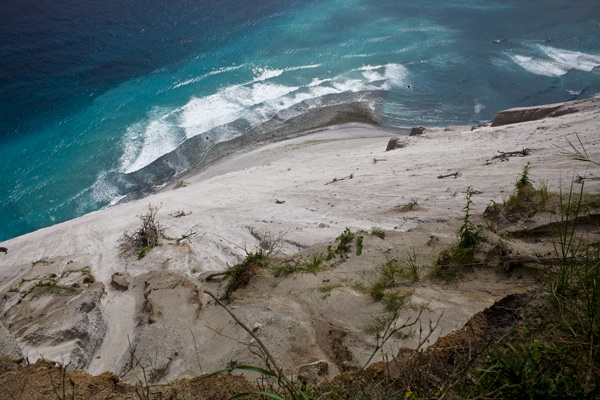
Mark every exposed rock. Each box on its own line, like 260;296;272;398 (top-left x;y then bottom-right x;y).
0;320;22;359
111;272;131;291
11;283;107;370
471;122;490;130
491;98;600;127
444;125;470;132
298;359;329;385
409;126;426;136
385;137;407;151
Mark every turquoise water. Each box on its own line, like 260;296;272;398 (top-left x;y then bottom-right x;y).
1;0;600;241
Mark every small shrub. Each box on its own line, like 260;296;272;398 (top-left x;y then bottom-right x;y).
515;161;533;191
222;251;268;300
301;251;326;273
403;249;420;280
384;292;410;314
119;205;165;259
368;280;385;300
326;228;355;260
371;228;386;240
457;187;480;249
319;283;342;299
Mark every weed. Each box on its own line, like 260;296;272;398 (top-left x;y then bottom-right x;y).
319;283;342;299
403;249;420;280
370;227;386;240
32;257;50;267
537;179;549;206
368;280;385;300
515;161;533;191
384;292;411;314
301;251;326;273
356;235;364;255
222;251;268;300
458;186;480;249
326;228;355;260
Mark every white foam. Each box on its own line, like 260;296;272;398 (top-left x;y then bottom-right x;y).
567;89;582;96
252;67;284;82
121;116;182;173
474;100;486;114
358;63;408;87
121;62;408;173
509;44;600;77
172;65;244;89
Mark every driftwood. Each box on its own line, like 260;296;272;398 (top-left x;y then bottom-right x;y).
500;254;588;272
437;171;460;179
204;272;227;281
373;158;387;164
490;148;531;162
169;210;192;218
575;174;600;184
325;173;353;185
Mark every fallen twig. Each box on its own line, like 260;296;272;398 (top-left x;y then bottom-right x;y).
437;172;460;179
169;210;192;218
575;174;600;184
325;173;354;185
490;148;531;162
373;158;387;164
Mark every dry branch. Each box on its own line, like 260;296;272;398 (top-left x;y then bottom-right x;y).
325;173;354;185
437;172;460;179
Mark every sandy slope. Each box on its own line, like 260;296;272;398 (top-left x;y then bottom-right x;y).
1;99;599;382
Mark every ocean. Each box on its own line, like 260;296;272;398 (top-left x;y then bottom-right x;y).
1;0;599;242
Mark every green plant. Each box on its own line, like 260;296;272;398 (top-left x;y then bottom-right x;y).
319;283;342;299
537;179;549;206
515;161;533;191
403;249;420;280
32;257;50;267
356;236;364;255
326;228;356;260
370;228;386;240
222;251;268;300
301;251;326;273
476;342;587;400
457;186;480;249
368;280;385;300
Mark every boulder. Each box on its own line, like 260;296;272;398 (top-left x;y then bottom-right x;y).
111;272;131;291
409;126;426;136
385;137;407;151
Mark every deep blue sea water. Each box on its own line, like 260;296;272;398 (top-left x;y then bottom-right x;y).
1;0;600;242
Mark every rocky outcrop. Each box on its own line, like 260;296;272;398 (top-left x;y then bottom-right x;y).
491;98;600;127
385;137;407;151
409;126;426;136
